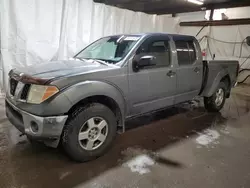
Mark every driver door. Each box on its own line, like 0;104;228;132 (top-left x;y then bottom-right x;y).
128;35;177;116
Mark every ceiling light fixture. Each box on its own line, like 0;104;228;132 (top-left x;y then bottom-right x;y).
187;0;203;5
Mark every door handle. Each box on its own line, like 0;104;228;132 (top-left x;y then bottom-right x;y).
194;67;200;73
166;70;176;77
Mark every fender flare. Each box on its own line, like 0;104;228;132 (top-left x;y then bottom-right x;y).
204;69;229;97
62;80;126;122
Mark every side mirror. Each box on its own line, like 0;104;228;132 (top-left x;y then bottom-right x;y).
133;55;156;72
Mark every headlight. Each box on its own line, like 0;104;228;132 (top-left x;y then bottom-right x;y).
27;85;59;104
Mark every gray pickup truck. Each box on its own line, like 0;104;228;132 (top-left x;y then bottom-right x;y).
6;33;239;162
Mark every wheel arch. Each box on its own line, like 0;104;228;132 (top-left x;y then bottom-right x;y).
66;95;123;132
220;75;231;98
63;81;126;132
202;69;230;97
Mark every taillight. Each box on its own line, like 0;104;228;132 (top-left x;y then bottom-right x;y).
202;50;206;57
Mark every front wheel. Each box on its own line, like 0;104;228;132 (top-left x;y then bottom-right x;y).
204;82;227;112
62;103;117;162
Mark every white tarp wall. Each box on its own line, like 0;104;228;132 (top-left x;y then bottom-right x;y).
1;0;250;91
0;0;178;91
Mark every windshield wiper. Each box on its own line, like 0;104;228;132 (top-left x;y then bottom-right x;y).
74;57;112;66
88;59;110;66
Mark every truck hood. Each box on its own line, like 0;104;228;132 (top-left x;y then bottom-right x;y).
14;60;116;79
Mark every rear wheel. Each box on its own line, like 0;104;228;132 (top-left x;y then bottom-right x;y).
204;82;227;112
62;103;117;162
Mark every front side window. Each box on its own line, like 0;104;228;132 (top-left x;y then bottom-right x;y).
135;38;171;68
75;35;140;64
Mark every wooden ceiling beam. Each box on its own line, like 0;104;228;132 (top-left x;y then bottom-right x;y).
94;0;250;15
180;18;250;27
146;1;250;14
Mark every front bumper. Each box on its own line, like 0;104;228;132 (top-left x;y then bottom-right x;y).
6;98;68;141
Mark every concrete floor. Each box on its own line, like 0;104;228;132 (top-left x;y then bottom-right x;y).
0;85;250;188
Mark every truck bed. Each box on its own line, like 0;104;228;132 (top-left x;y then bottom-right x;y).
201;60;239;97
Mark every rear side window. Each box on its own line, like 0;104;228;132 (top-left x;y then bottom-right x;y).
175;41;190;66
188;41;196;63
175;40;197;66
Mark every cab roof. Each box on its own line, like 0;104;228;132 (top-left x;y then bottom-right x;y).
106;33;196;41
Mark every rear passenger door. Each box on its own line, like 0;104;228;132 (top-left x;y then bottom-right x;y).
174;40;203;104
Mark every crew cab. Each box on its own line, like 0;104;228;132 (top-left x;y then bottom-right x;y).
6;33;239;162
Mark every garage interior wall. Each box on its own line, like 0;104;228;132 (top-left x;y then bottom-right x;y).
1;0;250;91
177;8;250;67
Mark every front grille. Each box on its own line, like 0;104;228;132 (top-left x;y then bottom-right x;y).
10;78;18;96
20;84;31;100
9;77;30;101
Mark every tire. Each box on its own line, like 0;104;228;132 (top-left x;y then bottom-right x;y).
62;103;117;162
204;82;227;112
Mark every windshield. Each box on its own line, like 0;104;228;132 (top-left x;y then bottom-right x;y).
75;35;141;64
